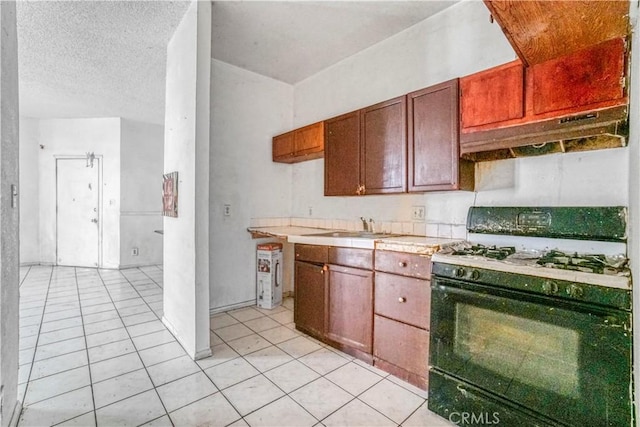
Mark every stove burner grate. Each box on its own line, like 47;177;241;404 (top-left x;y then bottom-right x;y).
452;245;516;260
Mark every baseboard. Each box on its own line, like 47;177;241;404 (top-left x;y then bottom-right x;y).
209;299;256;316
19;262;54;267
194;347;212;360
119;262;163;269
161;316;212;360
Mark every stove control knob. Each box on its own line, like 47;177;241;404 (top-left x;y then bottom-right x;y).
541;280;559;295
469;270;480;280
454;267;465;278
567;284;584;299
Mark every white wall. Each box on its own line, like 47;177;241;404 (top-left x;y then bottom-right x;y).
163;0;211;359
290;0;630;232
209;59;293;311
37;118;121;268
120;119;164;267
0;2;19;424
19;118;40;264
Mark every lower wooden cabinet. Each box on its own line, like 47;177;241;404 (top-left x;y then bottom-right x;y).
293;245;431;388
326;264;373;356
374;315;429;389
373;250;431;389
294;260;327;338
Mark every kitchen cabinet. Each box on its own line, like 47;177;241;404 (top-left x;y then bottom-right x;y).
324;96;406;196
408;79;474;192
293;244;374;361
460;38;629;161
360;96;407;194
273;121;324;163
326;246;374;359
294;244;328;338
373;250;432;389
460;61;524;130
324;111;361;196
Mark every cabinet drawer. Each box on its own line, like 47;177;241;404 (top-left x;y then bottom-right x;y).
374;315;429;377
374;250;431;279
375;272;430;329
329;247;373;270
295;244;328;264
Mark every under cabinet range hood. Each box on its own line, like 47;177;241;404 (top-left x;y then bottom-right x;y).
459;36;629;162
460;104;628;162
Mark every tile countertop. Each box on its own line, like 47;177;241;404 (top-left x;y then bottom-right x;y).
247;226;461;253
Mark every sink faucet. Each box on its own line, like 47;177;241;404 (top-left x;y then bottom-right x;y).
369;218;375;233
360;217;369;232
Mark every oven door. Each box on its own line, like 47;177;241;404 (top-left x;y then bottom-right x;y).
429;276;632;427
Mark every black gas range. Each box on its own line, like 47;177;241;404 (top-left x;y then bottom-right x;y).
428;206;633;427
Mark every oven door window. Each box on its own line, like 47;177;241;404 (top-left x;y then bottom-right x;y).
430;277;632;427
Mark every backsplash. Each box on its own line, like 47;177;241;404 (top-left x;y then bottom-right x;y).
249;217;468;239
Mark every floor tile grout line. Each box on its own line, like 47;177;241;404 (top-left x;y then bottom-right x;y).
73;268;101;427
95;268;174;427
230;310;402;426
18;265;55;421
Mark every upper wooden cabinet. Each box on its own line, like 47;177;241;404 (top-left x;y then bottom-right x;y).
325;96;407;196
460;61;524;129
324;111;361;196
531;37;626;115
361;96;407;195
460;38;629;160
484;0;629;66
409;79;474;192
273;121;324;163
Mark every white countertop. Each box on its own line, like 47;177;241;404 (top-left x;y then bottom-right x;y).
432;252;631;290
247;226;461;252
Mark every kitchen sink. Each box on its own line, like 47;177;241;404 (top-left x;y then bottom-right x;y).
309;230;402;239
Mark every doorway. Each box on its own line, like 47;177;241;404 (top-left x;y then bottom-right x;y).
56;157;101;267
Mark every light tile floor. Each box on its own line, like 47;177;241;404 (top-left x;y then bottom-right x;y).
16;265;453;427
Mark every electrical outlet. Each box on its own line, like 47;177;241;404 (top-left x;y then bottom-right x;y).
412;205;425;221
132;247;139;256
223;204;231;217
308;206;313;217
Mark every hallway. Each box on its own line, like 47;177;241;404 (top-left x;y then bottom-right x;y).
16;266;446;426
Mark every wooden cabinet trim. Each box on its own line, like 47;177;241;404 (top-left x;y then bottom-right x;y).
329;247;373;270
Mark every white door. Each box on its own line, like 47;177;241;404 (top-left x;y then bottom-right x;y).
56;158;100;267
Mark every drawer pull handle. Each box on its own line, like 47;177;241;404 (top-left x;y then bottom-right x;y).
398;262;407;267
398;297;406;303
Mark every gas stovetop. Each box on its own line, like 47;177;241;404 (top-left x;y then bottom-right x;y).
449;244;628;275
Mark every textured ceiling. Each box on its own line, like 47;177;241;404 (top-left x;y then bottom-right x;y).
17;1;190;125
212;1;459;84
17;1;459;125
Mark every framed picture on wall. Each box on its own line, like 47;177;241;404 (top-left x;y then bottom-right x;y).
162;171;178;217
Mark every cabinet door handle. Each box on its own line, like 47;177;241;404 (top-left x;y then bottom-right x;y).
398;297;406;303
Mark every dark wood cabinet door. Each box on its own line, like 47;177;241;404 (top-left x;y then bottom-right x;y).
374;315;429;378
408;79;473;192
294;261;326;338
460;60;524;129
272;131;294;162
360;96;407;194
326;264;373;353
531;37;626;116
361;96;407;194
324;111;361;196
